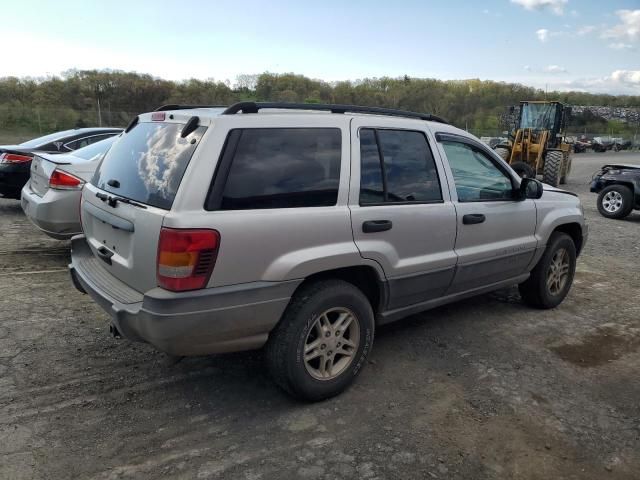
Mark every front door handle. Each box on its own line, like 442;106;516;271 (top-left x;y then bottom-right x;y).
362;220;393;233
463;214;486;225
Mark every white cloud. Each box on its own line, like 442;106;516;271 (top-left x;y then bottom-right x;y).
483;9;489;14
577;25;597;35
610;70;640;85
544;65;568;74
603;10;640;42
570;10;579;17
549;70;640;94
609;42;634;50
523;65;532;72
536;28;550;41
511;0;568;16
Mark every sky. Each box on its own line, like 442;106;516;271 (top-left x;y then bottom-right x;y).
1;0;639;94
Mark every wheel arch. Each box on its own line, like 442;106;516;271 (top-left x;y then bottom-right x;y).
291;265;387;316
552;222;584;255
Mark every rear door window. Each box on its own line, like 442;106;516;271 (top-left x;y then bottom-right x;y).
216;128;341;210
359;128;442;204
92;122;206;210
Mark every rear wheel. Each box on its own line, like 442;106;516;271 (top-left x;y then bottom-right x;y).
510;161;536;179
542;150;563;186
494;146;510;161
266;280;374;401
597;184;634;219
519;232;576;309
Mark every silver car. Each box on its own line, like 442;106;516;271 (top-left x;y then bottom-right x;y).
21;136;118;239
69;103;588;401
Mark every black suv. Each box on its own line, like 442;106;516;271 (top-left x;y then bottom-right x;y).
0;127;122;199
591;163;640;219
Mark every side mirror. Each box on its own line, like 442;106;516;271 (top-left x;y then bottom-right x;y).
519;177;544;200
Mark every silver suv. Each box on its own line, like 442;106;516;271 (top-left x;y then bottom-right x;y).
69;102;588;401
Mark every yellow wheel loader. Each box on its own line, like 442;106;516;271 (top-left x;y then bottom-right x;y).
494;101;572;186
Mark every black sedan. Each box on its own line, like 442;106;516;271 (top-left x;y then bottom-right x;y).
0;127;122;199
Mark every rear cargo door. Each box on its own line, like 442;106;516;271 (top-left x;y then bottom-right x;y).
81;120;207;293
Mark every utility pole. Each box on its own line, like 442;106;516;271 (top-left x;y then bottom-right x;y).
97;96;102;127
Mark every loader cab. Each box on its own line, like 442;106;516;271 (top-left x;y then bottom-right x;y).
518;101;566;148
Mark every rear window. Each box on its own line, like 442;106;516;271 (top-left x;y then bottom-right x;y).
72;136;117;162
92;122;206;210
216;128;341;210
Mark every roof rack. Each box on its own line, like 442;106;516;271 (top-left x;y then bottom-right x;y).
154;104;227;112
221;102;448;124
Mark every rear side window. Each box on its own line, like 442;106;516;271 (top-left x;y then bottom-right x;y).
92;122;206;210
217;128;341;210
359;128;442;204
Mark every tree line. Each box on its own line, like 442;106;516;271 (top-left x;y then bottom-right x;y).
1;70;639;136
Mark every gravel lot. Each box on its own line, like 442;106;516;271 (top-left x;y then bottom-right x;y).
1;152;639;480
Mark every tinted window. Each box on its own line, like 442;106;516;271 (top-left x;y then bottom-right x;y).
442;141;514;202
220;128;341;210
72;136;117;162
92;122;205;210
359;129;385;203
66;137;92;150
359;128;442;204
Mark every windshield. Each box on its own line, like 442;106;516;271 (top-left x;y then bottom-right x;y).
19;130;76;148
519;103;558;130
72;136;118;161
92;122;206;210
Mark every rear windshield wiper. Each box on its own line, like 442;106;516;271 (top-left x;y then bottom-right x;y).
96;191;147;209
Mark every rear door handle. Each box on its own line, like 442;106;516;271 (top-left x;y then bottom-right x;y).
362;220;393;233
463;214;486;225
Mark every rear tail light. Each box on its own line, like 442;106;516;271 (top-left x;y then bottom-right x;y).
0;152;32;164
49;169;84;190
157;227;220;292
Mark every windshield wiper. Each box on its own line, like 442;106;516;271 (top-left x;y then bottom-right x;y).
95;191;147;209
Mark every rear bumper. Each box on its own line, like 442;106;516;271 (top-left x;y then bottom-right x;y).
0;162;30;198
21;184;82;239
69;235;300;356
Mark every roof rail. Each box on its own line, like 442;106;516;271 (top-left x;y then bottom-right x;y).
222;102;448;124
154;104;227;112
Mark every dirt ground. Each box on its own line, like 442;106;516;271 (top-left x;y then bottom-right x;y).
1;152;639;480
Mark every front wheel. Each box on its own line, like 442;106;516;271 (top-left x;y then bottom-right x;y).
542;150;563;186
266;280;374;401
519;232;576;309
597;184;634;219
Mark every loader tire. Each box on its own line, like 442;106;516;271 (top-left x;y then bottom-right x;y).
510;161;536;179
560;154;572;185
542;150;563;187
494;146;510;161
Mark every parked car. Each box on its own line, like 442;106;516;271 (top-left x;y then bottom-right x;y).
592;137;613;153
572;140;590;153
21;136;118;239
0;127;122;199
590;163;640;219
69;102;588;401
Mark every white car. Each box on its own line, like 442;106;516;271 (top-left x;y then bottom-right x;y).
21;136;118;239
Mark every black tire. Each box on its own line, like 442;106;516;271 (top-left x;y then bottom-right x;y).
560;154;572;184
510;161;536;179
597;184;634;219
494;146;510;161
542;150;563;187
519;232;576;309
265;279;374;401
